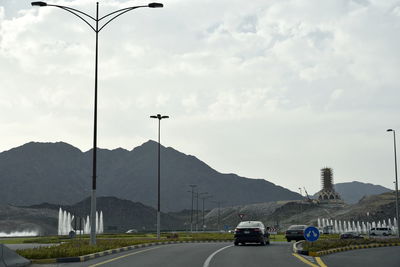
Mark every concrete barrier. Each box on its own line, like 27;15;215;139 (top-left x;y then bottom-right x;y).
0;244;30;267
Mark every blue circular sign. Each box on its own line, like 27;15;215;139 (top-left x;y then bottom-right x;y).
304;226;320;242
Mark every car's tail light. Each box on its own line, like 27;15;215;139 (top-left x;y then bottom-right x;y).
253;228;261;232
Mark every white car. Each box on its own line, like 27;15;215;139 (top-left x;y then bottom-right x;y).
369;227;392;236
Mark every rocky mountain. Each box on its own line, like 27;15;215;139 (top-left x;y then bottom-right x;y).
205;191;398;231
334;181;391;204
311;181;391;204
0;196;185;235
0;141;301;211
0;204;57;236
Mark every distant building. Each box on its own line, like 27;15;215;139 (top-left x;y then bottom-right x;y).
316;167;342;203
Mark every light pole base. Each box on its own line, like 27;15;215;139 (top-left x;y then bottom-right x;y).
90;189;97;245
157;211;161;239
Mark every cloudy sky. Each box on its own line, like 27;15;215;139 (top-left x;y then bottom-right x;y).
1;0;399;194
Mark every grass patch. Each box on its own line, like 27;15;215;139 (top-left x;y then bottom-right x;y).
17;239;161;259
16;232;235;259
303;237;400;252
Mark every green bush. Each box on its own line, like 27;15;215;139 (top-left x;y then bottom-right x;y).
303;237;400;252
18;239;164;259
17;233;235;259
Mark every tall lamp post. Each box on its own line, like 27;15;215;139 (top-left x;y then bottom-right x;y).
197;192;207;231
188;185;197;232
200;195;212;231
150;114;169;239
387;129;400;238
31;1;163;245
212;201;225;231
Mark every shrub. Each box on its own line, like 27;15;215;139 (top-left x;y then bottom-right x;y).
303;237;400;252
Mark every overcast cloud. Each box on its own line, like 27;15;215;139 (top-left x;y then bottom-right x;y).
1;0;399;194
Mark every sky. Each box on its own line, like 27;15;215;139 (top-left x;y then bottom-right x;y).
0;0;399;195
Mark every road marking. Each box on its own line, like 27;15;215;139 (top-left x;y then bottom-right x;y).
315;257;328;267
88;247;160;267
203;244;233;267
292;253;320;267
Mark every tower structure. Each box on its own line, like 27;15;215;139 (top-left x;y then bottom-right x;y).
316;167;342;202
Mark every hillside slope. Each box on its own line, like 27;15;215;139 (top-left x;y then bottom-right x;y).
0;141;301;211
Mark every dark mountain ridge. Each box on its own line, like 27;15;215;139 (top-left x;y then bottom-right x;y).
312;181;391;204
0;141;301;211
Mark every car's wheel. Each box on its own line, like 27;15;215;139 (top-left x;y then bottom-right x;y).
266;239;270;245
234;241;239;246
260;238;266;246
383;233;387;236
286;238;291;242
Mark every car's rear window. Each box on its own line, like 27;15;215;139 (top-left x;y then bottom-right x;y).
288;225;307;230
237;221;262;228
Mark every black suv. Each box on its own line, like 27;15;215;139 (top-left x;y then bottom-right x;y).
234;221;270;246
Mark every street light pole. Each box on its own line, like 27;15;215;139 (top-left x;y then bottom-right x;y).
200;195;212;231
197;192;207;231
387;129;400;238
150;114;169;239
212;201;225;231
32;1;163;245
189;185;196;232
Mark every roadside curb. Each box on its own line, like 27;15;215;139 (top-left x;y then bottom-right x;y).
293;241;309;255
30;239;232;263
293;241;400;257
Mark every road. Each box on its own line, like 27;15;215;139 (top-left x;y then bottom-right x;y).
30;242;309;267
320;246;400;267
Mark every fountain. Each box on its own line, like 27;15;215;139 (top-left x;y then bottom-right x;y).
58;208;104;235
316;217;399;235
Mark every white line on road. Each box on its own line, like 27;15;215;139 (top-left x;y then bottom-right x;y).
88;247;161;267
203;244;233;267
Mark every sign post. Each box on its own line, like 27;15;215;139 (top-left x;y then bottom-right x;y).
304;226;320;249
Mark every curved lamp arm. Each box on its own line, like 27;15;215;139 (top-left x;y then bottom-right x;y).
98;6;147;32
32;2;96;32
99;3;163;32
32;2;163;33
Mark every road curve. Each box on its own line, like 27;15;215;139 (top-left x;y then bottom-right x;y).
320;246;400;267
30;241;310;267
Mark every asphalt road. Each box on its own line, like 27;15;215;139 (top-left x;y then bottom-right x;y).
321;246;400;267
30;241;309;267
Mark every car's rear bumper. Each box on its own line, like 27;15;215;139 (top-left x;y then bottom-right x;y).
285;235;305;240
234;234;264;243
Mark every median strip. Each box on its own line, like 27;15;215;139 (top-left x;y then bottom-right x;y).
293;240;400;257
29;239;232;264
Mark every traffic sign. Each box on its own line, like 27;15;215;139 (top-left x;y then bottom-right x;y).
238;214;245;220
304;226;320;242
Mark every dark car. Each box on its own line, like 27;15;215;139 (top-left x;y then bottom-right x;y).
340;231;363;239
234;221;270;246
285;225;308;242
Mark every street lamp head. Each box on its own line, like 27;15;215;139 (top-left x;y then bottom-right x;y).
387;129;394;132
150;114;169;120
148;3;163;8
31;1;47;6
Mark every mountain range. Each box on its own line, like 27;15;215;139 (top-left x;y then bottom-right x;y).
0;141;301;211
312;181;391;204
